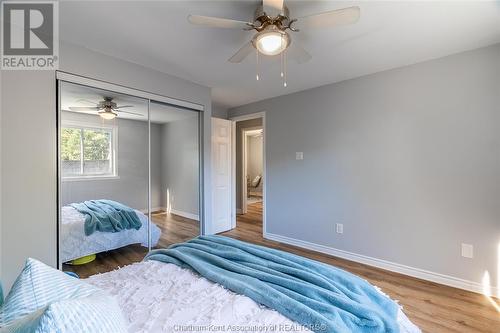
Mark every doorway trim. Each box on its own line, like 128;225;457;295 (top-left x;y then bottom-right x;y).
229;112;266;236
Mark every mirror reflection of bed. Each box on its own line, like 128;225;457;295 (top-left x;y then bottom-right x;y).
59;82;200;278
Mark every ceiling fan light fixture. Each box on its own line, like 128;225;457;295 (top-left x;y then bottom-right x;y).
252;26;290;56
98;109;118;120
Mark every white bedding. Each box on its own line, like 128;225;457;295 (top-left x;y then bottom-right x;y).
61;206;161;263
86;261;421;333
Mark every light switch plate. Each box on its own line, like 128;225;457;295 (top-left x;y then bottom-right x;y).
461;243;473;259
336;223;343;234
296;152;303;160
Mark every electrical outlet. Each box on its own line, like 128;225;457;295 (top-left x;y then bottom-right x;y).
296;152;303;160
461;243;473;259
336;223;343;234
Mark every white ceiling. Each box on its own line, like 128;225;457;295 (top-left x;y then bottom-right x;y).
59;1;500;108
61;81;198;123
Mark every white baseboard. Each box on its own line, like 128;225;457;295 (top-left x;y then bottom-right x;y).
170;209;199;221
139;207;165;214
140;207;199;221
264;232;498;297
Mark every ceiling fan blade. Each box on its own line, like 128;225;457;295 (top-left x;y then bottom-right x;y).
68;106;100;111
188;15;252;29
295;6;360;30
114;105;134;109
115;110;144;116
263;0;284;16
286;42;312;64
228;41;255;63
75;98;97;106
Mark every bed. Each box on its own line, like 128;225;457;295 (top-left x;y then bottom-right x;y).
86;238;421;333
60;205;161;263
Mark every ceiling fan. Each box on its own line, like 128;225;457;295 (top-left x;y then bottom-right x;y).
188;0;360;80
68;97;142;120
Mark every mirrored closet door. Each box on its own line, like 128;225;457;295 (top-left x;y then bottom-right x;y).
58;79;201;278
150;101;200;248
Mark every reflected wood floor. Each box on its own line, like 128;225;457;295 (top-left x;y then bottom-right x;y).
222;202;500;333
63;211;199;278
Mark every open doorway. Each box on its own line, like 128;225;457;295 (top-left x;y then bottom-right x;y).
230;113;265;237
210;112;265;238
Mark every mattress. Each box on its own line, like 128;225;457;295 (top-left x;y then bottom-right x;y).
86;260;421;333
61;206;161;263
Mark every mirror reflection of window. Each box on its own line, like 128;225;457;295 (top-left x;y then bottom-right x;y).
61;125;116;179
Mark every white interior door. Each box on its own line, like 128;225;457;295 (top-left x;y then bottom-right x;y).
211;117;233;234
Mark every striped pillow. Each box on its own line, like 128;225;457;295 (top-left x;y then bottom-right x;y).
0;258;102;326
1;292;127;333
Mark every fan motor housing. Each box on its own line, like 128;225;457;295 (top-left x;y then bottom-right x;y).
99;98;117;109
253;4;290;30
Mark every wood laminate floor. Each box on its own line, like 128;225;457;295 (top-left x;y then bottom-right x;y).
65;202;499;332
222;203;500;333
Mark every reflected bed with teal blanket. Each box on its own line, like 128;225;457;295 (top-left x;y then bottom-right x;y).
145;235;400;333
71;199;142;236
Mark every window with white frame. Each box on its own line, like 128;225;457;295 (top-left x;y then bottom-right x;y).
61;124;117;179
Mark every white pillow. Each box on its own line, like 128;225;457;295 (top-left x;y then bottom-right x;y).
0;258;127;332
1;292;127;333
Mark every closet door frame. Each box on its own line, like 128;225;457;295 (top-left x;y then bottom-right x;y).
56;71;205;269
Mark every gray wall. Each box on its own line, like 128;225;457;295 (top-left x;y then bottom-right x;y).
160;116;200;217
229;44;500;290
1;71;57;291
212;102;228;119
60;112;162;210
236;118;263;210
0;69;3;281
0;41;212;291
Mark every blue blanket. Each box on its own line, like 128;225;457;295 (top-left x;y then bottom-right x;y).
71;200;142;236
145;236;400;333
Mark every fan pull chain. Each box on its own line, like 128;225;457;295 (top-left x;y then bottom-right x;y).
283;50;287;87
256;50;260;81
280;38;284;78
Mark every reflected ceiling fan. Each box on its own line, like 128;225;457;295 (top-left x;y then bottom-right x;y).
68;97;142;120
188;0;360;85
